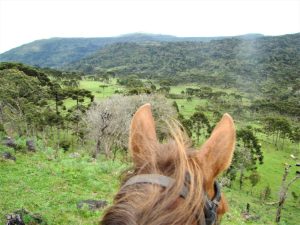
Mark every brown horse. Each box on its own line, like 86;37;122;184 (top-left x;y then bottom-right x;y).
101;104;236;225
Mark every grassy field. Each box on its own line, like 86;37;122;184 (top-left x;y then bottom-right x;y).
80;79;124;100
1;141;298;225
1;80;299;224
0;147;127;225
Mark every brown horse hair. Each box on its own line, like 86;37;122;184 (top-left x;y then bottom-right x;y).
101;121;208;225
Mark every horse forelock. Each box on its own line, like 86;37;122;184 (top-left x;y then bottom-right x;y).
101;123;207;225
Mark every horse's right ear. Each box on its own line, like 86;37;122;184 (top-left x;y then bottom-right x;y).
197;114;236;187
129;104;158;168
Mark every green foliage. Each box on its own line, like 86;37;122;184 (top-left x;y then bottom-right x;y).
263;117;292;148
0;62;52;86
0;33;264;68
178;113;193;137
237;127;263;165
158;86;170;94
68;34;299;92
0;63;94;149
227;127;263;190
117;75;144;88
59;139;71;151
0;149;127;225
291;192;298;202
260;185;272;201
248;170;261;187
172;101;179;113
190;111;210;144
0;68;50;134
0;38;107;68
159;79;173;86
290;126;300;145
0;123;5;133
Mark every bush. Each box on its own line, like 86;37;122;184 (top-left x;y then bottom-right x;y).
59;139;71;151
84;94;177;158
260;185;272;201
166;93;185;99
0;123;5;133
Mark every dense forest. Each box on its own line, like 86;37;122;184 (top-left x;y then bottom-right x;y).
0;33;263;68
69;33;299;82
0;33;299;225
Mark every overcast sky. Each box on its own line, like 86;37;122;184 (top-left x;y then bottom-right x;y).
0;0;299;53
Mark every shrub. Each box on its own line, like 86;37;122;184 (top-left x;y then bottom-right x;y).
84;94;176;158
59;139;71;151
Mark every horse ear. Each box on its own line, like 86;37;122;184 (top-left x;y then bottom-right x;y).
129;103;157;168
198;114;236;184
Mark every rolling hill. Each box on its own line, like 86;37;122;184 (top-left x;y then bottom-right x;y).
67;33;300;84
1;32;299;94
0;33;263;68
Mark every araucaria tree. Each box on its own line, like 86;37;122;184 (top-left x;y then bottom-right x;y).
263;117;292;149
228;126;264;189
190;111;210;144
0;68;49;135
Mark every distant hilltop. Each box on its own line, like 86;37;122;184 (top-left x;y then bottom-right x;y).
0;33;265;68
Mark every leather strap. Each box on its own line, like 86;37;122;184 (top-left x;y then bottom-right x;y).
122;174;189;198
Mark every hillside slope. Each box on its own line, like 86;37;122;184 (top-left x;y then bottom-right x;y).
68;33;300;84
0;33;263;68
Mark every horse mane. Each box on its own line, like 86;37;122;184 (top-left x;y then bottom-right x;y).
101;122;206;225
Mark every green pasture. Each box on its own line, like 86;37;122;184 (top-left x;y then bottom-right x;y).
62;80;123;109
80;80;124;100
0;147;127;225
1;140;298;224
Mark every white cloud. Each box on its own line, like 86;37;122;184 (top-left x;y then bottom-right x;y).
0;0;299;53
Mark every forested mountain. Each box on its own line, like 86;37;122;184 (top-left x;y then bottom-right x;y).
0;33;263;68
68;33;300;84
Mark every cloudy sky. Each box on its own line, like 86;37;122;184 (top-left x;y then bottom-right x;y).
0;0;299;53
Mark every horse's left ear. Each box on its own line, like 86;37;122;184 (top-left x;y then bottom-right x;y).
197;114;236;184
129;103;158;168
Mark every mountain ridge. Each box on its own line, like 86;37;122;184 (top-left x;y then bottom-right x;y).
0;33;265;68
66;33;300;89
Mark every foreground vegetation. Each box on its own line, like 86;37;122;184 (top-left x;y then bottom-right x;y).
0;135;298;225
0;146;125;224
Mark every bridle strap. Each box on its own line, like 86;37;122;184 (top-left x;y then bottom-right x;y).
122;174;189;198
203;182;221;225
121;173;221;225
